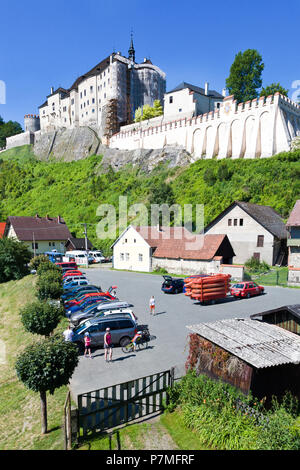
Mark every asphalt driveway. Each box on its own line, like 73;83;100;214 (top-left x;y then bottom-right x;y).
69;268;300;399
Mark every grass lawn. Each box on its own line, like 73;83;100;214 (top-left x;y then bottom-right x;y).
246;267;291;287
77;411;206;450
0;275;70;450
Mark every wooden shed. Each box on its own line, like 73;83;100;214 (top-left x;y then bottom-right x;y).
250;305;300;335
187;318;300;403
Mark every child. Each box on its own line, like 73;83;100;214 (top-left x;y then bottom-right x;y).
84;332;92;358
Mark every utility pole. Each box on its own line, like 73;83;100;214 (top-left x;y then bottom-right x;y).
33;232;36;257
82;223;89;268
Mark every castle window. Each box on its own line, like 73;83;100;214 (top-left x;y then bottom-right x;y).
104;93;106;99
92;109;95;113
71;99;74;105
179;108;182;112
169;96;173;104
80;92;82;99
87;100;89;105
84;90;86;96
239;219;243;226
90;86;93;92
92;98;95;104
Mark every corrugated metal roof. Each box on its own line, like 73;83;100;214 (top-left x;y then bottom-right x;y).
251;304;300;321
187;319;300;369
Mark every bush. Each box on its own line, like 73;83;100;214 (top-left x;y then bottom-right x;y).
36;271;63;300
0;238;31;283
20;300;64;336
244;257;270;273
29;254;49;272
36;260;62;276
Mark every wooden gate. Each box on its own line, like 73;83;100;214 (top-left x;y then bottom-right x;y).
77;369;174;437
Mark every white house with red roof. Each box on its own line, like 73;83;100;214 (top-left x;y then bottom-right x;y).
111;225;242;278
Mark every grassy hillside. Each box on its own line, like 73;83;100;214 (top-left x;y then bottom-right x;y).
0;145;299;254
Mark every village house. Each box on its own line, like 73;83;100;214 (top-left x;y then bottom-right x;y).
111;225;243;279
65;237;94;252
4;215;72;255
187;318;300;403
204;201;288;266
286;200;300;286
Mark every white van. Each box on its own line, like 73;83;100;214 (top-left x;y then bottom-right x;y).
64;251;91;266
90;251;106;263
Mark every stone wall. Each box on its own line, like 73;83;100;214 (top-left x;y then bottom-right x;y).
6;131;34;149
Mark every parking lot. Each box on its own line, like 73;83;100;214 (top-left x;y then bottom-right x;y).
69;267;300;399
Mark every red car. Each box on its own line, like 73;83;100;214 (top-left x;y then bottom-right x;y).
230;282;264;299
65;288;117;307
63;271;83;279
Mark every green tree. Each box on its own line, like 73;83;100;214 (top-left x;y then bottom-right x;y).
0;238;31;283
226;49;264;103
134;100;163;122
20;300;64;337
260;83;288;98
36;260;62;276
0;119;23;148
15;336;78;434
29;254;50;272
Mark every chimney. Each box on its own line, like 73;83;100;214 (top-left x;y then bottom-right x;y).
205;82;209;96
222;88;227;97
57;215;62;224
46;214;50;220
50;86;54;95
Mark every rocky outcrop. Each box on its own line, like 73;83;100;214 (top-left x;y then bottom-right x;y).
97;145;192;173
33;127;100;161
32;126;192;172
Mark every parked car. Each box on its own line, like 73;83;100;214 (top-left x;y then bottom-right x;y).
69;301;135;326
64;289;102;305
65;291;108;308
230;282;264;299
72;315;137;350
62;285;101;301
64;275;87;285
72;308;137;328
66;295;115;315
161;276;185;294
56;262;78;271
63;271;83;279
63;280;89;291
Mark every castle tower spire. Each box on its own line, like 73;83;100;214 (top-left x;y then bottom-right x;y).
128;31;135;63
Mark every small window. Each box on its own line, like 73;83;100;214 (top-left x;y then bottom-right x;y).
120;253;124;261
139;254;143;262
125;253;129;261
169;96;173;104
90;86;93;92
32;242;38;249
239;219;243;226
179;108;182;112
253;252;260;261
257;235;264;247
134;239;136;243
228;219;232;226
84;90;86;96
234;219;238;226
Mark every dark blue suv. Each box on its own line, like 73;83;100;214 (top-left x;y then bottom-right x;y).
161;275;184;294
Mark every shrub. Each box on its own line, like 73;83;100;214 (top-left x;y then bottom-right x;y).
36;271;63;300
29;254;49;272
20;300;64;336
244;257;270;273
36;260;62;276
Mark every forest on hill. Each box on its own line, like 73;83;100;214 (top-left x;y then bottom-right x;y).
0;145;299;255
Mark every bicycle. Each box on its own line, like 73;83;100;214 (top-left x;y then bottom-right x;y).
121;330;149;353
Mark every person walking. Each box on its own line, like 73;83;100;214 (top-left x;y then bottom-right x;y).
63;325;74;342
149;295;155;315
84;332;92;358
104;327;113;362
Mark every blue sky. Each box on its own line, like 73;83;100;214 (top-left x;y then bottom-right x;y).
1;0;300;126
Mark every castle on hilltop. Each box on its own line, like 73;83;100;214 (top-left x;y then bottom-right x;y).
5;38;300;159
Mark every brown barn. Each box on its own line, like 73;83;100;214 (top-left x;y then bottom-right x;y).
187;318;300;403
250;305;300;336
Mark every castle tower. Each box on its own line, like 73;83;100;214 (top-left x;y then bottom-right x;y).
24;114;40;133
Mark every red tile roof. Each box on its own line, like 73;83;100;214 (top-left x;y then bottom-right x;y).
286;200;300;227
6;216;72;241
134;226;227;260
0;222;6;239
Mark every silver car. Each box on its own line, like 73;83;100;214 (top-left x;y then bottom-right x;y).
77;308;137;327
69;300;134;326
72;315;137;350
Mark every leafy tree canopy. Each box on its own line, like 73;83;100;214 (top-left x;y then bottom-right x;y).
260;83;289;98
226;49;264;103
134;100;163;122
0;116;23;148
20;300;64;337
0;238;31;283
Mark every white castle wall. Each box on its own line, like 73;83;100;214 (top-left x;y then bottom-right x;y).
110;93;300;159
